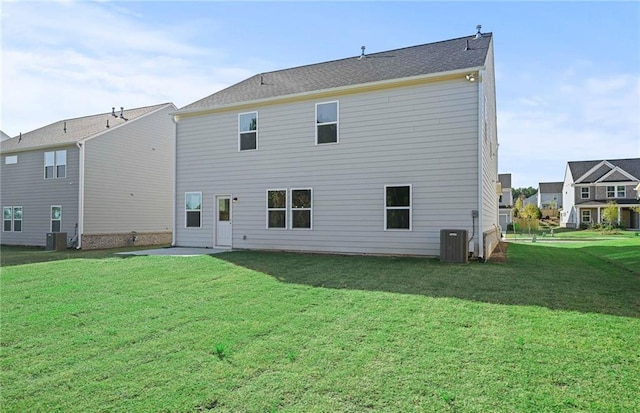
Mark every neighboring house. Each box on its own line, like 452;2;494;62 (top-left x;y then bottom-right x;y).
522;193;538;207
1;103;177;249
538;181;563;210
172;30;500;258
1;130;11;141
560;158;640;229
498;173;513;230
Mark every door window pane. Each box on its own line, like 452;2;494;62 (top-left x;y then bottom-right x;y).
218;198;230;221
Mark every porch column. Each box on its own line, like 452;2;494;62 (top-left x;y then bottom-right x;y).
618;206;621;226
597;207;601;224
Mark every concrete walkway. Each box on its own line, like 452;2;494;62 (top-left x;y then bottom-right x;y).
116;247;230;256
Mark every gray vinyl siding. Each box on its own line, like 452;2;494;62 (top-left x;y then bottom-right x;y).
176;78;480;256
0;145;79;246
83;105;175;234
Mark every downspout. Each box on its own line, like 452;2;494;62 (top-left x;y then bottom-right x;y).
171;115;178;246
76;141;85;249
477;70;485;260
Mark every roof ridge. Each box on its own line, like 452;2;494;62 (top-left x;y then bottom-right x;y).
256;33;493;77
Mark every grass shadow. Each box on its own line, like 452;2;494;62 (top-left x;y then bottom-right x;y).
219;243;640;318
0;245;164;267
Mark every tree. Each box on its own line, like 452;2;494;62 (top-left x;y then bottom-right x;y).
519;203;541;234
602;201;619;229
512;187;537;200
513;197;523;218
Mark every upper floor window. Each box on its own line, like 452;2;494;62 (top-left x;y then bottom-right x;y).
185;192;202;228
316;101;338;144
239;112;258;151
4;155;17;165
3;206;22;232
606;185;625;198
44;150;66;179
580;187;590;199
385;185;412;230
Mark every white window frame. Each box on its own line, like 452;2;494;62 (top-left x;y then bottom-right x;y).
3;206;13;232
266;189;288;229
13;206;22;232
290;188;313;230
384;184;412;231
238;111;258;152
185;192;202;228
581;209;591;224
315;101;339;145
580;187;590;199
44;150;67;179
606;185;626;198
5;155;17;165
51;205;62;233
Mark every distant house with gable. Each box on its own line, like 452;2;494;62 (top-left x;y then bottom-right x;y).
561;158;640;229
1;103;176;249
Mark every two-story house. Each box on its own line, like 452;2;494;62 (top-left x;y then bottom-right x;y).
172;31;500;258
1;103;176;249
538;182;563;210
498;173;513;230
560;158;640;229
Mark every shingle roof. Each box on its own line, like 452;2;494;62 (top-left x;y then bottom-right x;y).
539;182;563;193
568;158;640;182
179;33;493;112
1;103;175;153
0;130;10;141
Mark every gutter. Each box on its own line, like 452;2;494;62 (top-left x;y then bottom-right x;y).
477;70;485;259
171;117;177;246
171;66;486;119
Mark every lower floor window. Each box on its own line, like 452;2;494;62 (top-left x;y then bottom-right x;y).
291;189;312;229
267;190;287;229
185;192;202;228
3;206;23;232
581;210;591;223
51;206;62;232
385;185;412;230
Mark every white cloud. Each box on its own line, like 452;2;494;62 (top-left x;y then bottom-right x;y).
498;72;640;186
0;1;253;136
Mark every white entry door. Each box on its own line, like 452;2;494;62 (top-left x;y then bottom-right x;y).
215;195;232;247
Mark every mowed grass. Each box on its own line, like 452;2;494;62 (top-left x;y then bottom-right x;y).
1;240;639;412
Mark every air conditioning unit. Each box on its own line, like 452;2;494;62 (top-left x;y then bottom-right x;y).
440;229;468;263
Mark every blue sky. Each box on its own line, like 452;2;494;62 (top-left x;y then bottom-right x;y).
1;1;638;188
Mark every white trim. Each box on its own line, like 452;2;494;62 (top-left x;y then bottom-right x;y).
3;206;13;232
574;160;615;184
43;150;67;179
76;142;85;248
171;121;177;246
238;111;258;152
13;206;22;232
214;194;233;248
290;188;313;230
596;166;638;183
185;191;203;228
384;184;412;231
266;189;287;229
605;185;626;199
477;72;484;258
172;66;486;118
580;187;590;199
315;101;339;145
51;205;62;233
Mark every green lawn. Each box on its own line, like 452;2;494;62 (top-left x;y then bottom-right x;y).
1;240;639;412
